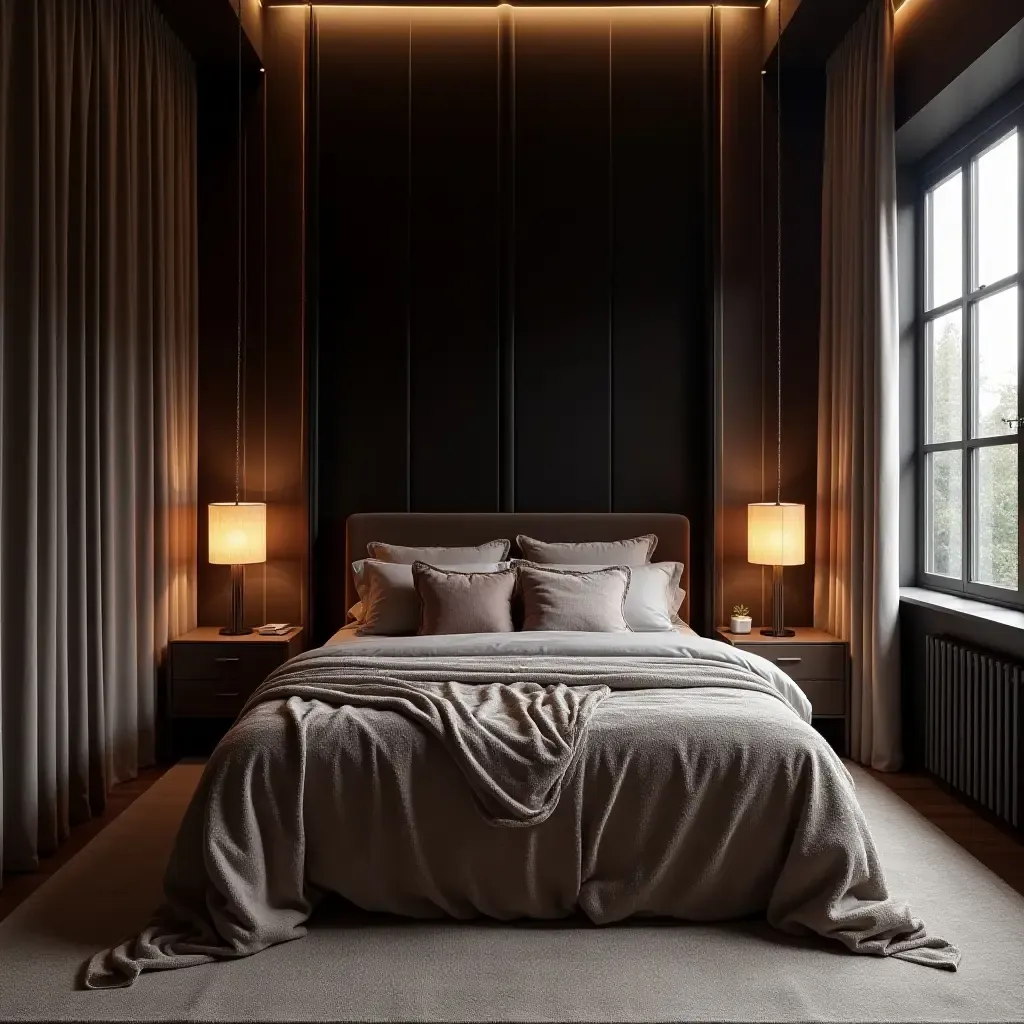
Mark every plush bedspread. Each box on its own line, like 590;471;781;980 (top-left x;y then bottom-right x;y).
86;632;959;988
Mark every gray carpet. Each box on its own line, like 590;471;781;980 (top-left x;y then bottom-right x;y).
0;763;1022;1023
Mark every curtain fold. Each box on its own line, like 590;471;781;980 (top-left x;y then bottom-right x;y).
814;0;901;770
0;0;197;875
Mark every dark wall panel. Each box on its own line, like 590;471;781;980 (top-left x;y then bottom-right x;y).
610;7;711;628
513;9;612;512
317;7;410;517
410;10;501;512
313;8;503;637
610;8;709;513
316;7;412;637
308;7;722;640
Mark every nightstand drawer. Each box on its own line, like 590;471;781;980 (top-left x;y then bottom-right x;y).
171;677;259;717
735;643;845;681
172;643;286;682
801;678;846;716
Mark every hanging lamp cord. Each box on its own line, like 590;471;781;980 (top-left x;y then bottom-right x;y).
775;0;783;507
234;2;244;506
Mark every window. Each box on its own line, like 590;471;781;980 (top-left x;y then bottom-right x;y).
920;113;1023;605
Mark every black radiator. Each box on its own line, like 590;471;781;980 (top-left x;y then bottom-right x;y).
925;634;1023;830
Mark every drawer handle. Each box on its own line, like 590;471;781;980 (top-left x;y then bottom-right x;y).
215;691;241;698
214;657;241;663
776;657;802;664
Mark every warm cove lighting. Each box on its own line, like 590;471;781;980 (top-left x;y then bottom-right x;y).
208;502;267;565
263;4;758;9
747;502;805;567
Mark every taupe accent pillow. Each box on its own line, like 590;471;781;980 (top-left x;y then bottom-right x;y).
515;534;657;566
515;560;683;631
518;565;632;633
413;562;517;636
367;539;511;564
354;559;507;635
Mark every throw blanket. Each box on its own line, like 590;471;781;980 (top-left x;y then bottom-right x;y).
86;633;959;987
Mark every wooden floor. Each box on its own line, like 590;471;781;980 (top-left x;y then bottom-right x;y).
867;769;1024;897
0;765;1021;925
0;766;167;925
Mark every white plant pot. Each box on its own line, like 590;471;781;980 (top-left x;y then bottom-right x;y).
730;615;752;635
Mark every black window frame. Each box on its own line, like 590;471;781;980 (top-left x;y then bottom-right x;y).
917;104;1024;608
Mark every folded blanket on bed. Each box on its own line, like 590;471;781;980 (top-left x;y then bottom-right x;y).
236;649;801;827
85;636;959;988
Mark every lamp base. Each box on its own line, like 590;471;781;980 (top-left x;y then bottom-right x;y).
763;564;793;637
219;563;250;636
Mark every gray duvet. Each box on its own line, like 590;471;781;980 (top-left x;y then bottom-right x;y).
86;631;959;988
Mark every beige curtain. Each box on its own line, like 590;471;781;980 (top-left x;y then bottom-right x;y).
814;0;901;770
0;0;197;875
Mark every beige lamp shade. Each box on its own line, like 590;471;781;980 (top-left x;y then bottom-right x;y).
208;502;266;565
748;502;805;567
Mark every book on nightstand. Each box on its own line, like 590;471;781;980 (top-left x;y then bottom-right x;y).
257;623;293;636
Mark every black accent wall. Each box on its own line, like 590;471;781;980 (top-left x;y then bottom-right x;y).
311;6;716;642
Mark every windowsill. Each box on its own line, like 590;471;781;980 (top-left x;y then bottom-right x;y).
899;586;1024;632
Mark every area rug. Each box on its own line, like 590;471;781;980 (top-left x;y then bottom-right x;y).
0;762;1022;1023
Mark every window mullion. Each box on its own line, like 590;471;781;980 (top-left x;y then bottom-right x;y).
962;162;972;591
1018;121;1024;602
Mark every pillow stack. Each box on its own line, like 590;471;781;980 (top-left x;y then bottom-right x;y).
348;534;685;637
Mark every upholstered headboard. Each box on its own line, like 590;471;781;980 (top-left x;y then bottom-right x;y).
344;512;690;625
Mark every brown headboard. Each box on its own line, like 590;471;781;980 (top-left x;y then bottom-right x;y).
344;512;690;625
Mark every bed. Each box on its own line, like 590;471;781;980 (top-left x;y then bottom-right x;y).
86;513;958;988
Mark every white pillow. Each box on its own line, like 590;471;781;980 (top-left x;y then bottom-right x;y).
366;539;510;563
353;559;509;636
516;534;657;565
516;560;683;631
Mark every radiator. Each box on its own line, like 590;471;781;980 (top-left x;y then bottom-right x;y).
925;635;1023;830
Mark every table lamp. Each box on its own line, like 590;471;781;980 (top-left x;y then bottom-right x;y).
209;501;266;635
748;502;805;637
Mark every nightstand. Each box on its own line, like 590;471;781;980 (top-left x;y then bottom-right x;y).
714;626;850;756
168;627;303;755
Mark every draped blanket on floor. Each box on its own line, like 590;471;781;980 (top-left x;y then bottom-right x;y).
86;632;959;988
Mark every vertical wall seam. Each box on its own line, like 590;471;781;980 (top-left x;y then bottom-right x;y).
759;60;766;624
303;4;316;635
710;5;722;634
496;9;502;513
607;15;614;513
498;4;515;512
406;17;413;513
263;55;268;625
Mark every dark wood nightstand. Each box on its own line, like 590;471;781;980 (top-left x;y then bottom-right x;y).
168;627;303;754
714;626;850;756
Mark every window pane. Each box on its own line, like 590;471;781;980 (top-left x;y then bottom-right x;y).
974;286;1019;438
974;444;1018;590
927;171;962;309
926;450;962;579
975;131;1018;289
927;309;962;443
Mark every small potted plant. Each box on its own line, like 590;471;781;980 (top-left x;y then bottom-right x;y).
730;604;752;635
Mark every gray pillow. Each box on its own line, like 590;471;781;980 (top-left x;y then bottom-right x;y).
413;562;516;635
518;565;632;633
516;534;657;566
516;561;683;631
367;539;510;564
354;559;507;635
